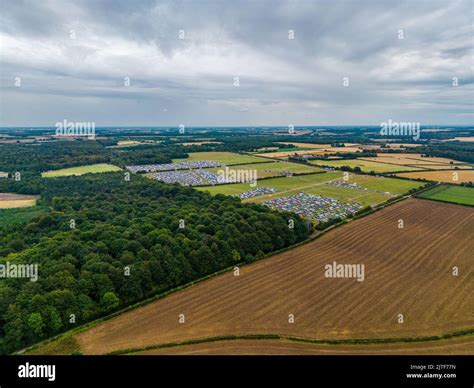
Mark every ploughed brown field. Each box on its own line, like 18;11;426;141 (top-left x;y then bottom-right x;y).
38;198;474;355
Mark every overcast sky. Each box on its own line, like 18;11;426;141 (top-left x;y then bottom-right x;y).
0;0;472;127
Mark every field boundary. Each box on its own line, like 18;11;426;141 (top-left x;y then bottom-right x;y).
115;328;474;355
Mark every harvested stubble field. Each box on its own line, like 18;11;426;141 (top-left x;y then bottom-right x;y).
411;164;473;170
36;199;474;355
361;153;465;166
257;146;362;159
396;170;474;184
135;336;474;355
0;193;40;209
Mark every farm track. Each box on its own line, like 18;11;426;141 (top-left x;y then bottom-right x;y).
39;199;474;355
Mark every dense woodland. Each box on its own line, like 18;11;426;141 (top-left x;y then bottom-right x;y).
0;170;309;354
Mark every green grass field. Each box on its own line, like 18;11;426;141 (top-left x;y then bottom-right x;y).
0;206;48;228
207;161;324;179
173;152;268;165
302;185;390;207
308;158;420;173
196;171;343;196
349;174;424;195
42;163;121;177
417;185;474;206
197;171;423;207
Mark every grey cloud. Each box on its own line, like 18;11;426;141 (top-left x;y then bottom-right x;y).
0;0;472;126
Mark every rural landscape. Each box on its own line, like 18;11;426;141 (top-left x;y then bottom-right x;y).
0;126;473;356
1;0;473;385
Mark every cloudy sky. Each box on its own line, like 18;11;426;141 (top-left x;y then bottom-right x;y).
0;0;472;127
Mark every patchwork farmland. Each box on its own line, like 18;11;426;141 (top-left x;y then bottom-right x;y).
197;172;423;208
32;199;474;355
42;163;121;177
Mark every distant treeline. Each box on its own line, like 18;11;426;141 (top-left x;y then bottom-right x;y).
0;141;187;174
415;142;474;164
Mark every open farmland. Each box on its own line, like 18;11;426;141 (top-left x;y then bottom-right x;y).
135;336;474;355
173;152;267;165
395;170;474;184
347;175;423;195
387;143;424;149
0;193;40;209
448;137;474;142
296;185;388;207
417;185;474;206
197;171;342;197
34;199;474;355
256;146;363;159
42;163;121;177
361;153;466;166
207;161;324;179
256;149;328;159
197;172;422;207
308;159;421;173
411;164;473;170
